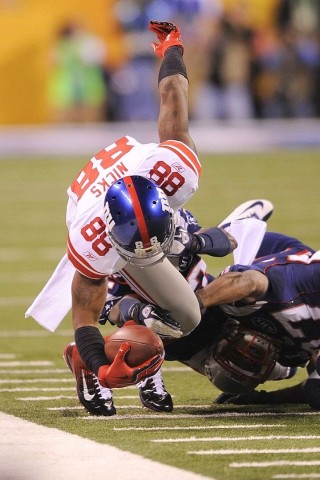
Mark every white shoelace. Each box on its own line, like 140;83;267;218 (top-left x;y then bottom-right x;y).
93;374;113;400
137;369;166;394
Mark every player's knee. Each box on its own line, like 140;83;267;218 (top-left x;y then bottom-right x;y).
172;295;201;336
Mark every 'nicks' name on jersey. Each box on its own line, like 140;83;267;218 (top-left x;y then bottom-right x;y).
90;161;129;198
71;160;129;201
70;137;136;201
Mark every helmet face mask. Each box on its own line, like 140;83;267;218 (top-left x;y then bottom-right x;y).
104;176;175;267
205;321;281;394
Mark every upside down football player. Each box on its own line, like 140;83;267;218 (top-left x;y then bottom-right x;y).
26;21;210;392
62;198;274;415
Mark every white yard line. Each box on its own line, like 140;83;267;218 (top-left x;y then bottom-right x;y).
0;369;69;374
153;435;320;443
113;424;286;431
0;361;53;367
19;395;76;401
273;475;320;478
0;378;74;384
231;461;320;468
79;411;320;420
0;330;74;337
1;387;75;392
189;448;320;455
0;411;213;480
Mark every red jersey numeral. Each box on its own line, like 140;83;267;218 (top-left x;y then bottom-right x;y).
81;217;112;256
71;137;134;200
149;161;185;196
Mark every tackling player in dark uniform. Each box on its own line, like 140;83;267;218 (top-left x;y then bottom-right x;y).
105;212;320;412
196;232;320;409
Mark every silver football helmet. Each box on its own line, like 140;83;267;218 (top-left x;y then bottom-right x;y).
205;321;281;394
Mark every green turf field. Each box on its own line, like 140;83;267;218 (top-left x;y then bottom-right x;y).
1;150;320;479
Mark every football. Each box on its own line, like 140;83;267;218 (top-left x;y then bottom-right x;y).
104;323;164;367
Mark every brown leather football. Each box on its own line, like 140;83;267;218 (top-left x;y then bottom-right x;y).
104;323;164;367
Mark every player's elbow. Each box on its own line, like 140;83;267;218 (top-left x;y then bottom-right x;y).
241;271;267;301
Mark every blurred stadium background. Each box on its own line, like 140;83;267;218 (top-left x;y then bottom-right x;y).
1;0;320;126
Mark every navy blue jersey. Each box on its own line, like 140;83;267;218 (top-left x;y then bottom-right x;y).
165;305;224;361
167;233;319;366
224;246;320;363
102;222;319;366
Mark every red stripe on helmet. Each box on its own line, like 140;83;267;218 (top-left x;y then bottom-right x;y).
123;176;151;247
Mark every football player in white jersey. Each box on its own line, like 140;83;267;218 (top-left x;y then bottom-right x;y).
67;20;205;390
62;199;269;416
27;21;207;393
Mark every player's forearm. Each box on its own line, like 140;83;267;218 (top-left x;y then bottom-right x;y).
108;294;140;326
268;382;307;404
71;271;107;329
196;271;267;308
158;74;195;147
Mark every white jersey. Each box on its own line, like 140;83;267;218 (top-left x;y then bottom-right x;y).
67;136;201;279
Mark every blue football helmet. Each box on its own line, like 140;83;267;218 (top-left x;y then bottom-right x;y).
104;176;175;266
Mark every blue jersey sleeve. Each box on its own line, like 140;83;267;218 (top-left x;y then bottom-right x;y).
177;208;201;234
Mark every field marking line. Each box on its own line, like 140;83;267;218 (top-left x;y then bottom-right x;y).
0;354;16;359
273;475;320;479
0;411;213;480
0;361;53;367
273;475;320;478
0;330;74;337
78;411;320;420
153;435;320;443
18;395;76;400
23;399;203;406
0;378;74;384
2;387;75;392
189;448;320;455
231;461;320;468
20;399;144;404
0;369;70;374
114;424;286;431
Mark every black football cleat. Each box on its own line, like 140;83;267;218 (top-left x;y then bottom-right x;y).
138;369;173;412
63;343;116;416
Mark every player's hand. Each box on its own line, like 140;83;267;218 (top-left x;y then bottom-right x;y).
97;342;163;388
136;304;183;339
171;226;234;268
214;390;275;405
171;226;199;255
119;298;183;339
99;299;122;326
149;20;184;57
